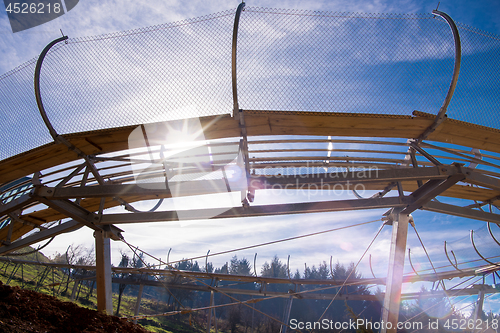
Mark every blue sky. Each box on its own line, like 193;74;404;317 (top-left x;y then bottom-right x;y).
1;0;499;75
1;0;500;317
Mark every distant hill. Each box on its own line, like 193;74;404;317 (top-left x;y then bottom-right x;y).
3;246;51;263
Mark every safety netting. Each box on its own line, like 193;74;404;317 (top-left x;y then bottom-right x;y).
0;59;53;160
0;6;499;161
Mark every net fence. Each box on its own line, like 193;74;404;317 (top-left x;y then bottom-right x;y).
0;6;499;161
238;9;454;114
0;59;54;160
449;23;500;126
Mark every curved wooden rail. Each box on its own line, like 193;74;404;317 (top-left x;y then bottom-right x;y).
1;110;500;185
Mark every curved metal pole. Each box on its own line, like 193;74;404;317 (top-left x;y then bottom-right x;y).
471;230;500;267
205;250;210;273
407;249;419;276
34;35;104;184
253;252;257;277
121;198;164;213
352;188;364;199
232;2;245;115
488;222;500;247
287;254;290;279
34;36;68;140
330;256;335;280
444;241;462;271
368;254;377;279
417;10;461;143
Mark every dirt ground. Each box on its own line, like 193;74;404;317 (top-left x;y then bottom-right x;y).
0;281;150;333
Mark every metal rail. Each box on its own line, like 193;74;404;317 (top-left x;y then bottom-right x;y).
232;2;245;115
417;10;461;143
34;36;68;140
471;229;500;267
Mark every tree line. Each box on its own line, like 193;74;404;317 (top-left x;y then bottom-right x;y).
47;245;496;332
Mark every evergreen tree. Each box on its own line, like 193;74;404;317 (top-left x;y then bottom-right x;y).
229;255;252;276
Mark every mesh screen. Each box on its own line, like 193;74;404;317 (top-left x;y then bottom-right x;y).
237;9;456;114
448;23;500;128
39;9;236;134
0;60;53;160
0;7;499;162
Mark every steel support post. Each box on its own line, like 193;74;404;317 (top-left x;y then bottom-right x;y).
473;287;485;332
381;209;410;333
207;290;214;333
95;230;113;314
133;284;144;324
280;296;293;333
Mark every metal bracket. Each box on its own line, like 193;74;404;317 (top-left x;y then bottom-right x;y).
102;225;123;241
238;111;254;204
409;140;442;166
9;211;46;230
468;148;482;169
406;142;424;188
56;163;87;188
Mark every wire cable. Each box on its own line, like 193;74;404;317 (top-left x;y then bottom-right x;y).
122;242;187;311
403;275;484;330
146;218;382;269
122;238;300;332
317;221;385;322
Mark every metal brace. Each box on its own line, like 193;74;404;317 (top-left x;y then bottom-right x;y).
238;109;254;205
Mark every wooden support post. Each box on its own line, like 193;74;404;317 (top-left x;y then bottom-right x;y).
95;230;113;314
214;293;218;333
381;209;410;333
133;284;144;324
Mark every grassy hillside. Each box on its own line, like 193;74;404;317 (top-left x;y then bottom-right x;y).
0;248;207;333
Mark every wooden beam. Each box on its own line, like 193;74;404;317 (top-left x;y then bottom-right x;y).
1;111;499;187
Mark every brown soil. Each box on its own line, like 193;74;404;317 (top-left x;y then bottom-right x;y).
0;281;150;333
